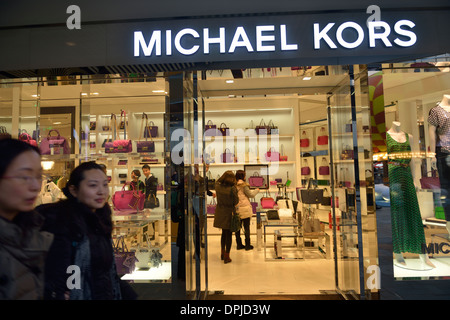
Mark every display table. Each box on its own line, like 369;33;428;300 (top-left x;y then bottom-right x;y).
261;216;303;260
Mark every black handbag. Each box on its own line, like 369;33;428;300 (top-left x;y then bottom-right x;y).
300;179;324;205
321;188;331;206
266;210;280;220
144;194;159;209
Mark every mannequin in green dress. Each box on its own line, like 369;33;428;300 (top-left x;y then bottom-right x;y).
387;121;435;268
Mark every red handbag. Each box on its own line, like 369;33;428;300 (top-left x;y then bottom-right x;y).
19;132;37;147
317;127;328;145
300;131;309;147
265;147;280;162
420;170;441;190
301;159;310;175
261;192;275;209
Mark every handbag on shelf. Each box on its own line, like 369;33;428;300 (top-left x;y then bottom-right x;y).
255;119;270;135
144;119;158;138
321;188;331;206
0;126;11;140
317;127;328;145
144;193;160;209
104;114;116;153
265;147;280;162
268;120;278;135
279;144;288;161
246;120;256;134
221;148;234;163
300;179;324;205
137;113;156;153
114;236;136;275
301;159;311;175
249;172;264;187
219;123;230;136
420;170;441;190
205;120;217;136
300;130;309;148
113;111;132;153
40;129;70;155
341;145;354;160
318;157;330;175
266;209;279;220
19;131;38;147
112;182;145;212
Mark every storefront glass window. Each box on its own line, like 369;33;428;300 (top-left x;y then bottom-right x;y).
377;55;450;280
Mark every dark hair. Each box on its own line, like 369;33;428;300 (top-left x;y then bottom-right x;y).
142;164;150;170
0;138;40;178
63;161;112;233
64;161;105;196
235;170;246;181
217;170;236;186
132;169;141;178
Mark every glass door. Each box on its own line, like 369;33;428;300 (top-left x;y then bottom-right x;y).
328;65;377;300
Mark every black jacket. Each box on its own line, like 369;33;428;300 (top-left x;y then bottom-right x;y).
143;175;158;198
36;199;121;300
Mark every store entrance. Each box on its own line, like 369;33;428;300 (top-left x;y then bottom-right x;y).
184;65;377;299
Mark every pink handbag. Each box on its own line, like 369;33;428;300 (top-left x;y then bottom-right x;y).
113;111;132;153
265;147;280;162
40;130;70;155
206;198;216;214
112;182;145;212
249;172;264;187
318;157;330;175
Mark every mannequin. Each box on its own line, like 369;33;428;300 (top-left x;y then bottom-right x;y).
428;94;450;236
387;121;435;268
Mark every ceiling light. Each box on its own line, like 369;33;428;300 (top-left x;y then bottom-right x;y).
53;122;61;125
226;80;234;84
41;161;55;171
81;93;88;96
31;94;40;98
152;90;165;93
302;77;312;80
91;92;99;95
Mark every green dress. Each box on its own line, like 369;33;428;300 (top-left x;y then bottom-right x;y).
387;132;426;254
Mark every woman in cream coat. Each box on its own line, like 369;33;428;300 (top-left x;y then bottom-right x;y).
235;170;259;250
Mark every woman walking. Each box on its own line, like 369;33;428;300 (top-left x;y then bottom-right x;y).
0;139;53;299
37;161;126;300
214;171;238;264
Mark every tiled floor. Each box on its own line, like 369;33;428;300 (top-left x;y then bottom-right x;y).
205;233;336;295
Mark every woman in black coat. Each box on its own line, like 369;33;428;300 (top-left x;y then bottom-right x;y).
37;161;131;300
214;171;238;264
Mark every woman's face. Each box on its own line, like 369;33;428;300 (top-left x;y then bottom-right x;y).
69;169;109;211
0;151;42;220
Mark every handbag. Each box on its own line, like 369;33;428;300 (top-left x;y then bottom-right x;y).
113;111;132;153
303;209;322;234
144;193;160;209
300;179;324;204
268;120;278;135
300;130;309;147
250;201;258;214
207;197;217;214
318;157;330;175
249;172;264;187
219;123;230;136
321;188;331;206
104;114;116;153
301;159;311;175
317;127;328;145
255;119;270;135
420;170;440;190
112;182;145;212
265;147;280;162
40;129;70;155
137;113;156;153
205;120;217;136
0;126;11;140
341;145;354;160
230;213;241;232
221;148;234;163
114;236;136;275
266;209;279;220
19;132;37;147
144;119;158;138
279;144;288;161
133;238;151;269
261;191;276;209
